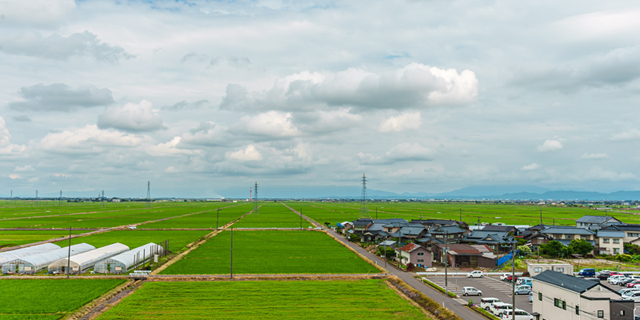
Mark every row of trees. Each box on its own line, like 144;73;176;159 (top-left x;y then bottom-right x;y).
538;239;594;258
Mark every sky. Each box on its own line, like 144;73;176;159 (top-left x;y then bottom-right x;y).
1;0;640;198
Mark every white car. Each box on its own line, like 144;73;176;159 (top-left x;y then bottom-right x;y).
623;291;640;302
491;302;513;316
610;275;628;285
500;273;510;281
619;288;640;296
463;287;482;296
501;309;534;320
480;298;500;311
516;277;531;285
468;270;484;278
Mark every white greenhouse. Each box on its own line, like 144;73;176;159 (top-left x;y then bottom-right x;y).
48;243;129;274
94;243;164;274
0;243;61;266
2;243;95;274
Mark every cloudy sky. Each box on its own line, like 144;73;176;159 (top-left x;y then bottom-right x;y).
1;0;639;198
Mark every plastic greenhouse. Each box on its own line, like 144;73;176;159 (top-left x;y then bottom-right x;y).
2;243;95;274
0;243;61;266
94;243;164;274
48;243;129;274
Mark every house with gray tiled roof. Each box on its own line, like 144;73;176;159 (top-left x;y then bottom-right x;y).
576;215;623;230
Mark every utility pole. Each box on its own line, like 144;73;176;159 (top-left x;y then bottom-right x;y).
444;230;448;297
360;174;368;218
383;244;387;271
67;226;72;279
59;190;62;206
511;241;516;320
230;227;233;279
376;208;378;220
101;190;105;207
459;208;462;222
216;208;220;229
146;181;151;209
253;182;260;214
540;207;542;225
300;208;302;230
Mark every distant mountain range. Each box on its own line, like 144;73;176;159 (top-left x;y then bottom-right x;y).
215;185;640;201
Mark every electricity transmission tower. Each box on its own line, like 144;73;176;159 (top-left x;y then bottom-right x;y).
146;181;151;209
253;181;260;214
360;174;368;218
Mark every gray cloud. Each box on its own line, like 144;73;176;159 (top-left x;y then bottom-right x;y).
12;115;31;122
9;83;114;112
97;100;164;132
162;100;210;111
0;31;134;62
220;64;478;112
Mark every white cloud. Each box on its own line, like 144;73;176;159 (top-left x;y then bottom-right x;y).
235;111;300;138
220;63;478;112
227;145;262;161
379;111;422;132
164;166;178;173
9;83;114;112
521;163;541;171
612;129;640;142
146;137;200;157
386;142;434;161
0;117;26;156
181;121;229;146
8;174;20;179
536;140;563;152
39;125;144;154
98;100;164;132
0;0;76;27
14;165;35;172
28;177;39;183
580;153;609;160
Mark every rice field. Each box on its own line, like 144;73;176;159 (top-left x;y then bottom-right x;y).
0;230;85;248
140;204;252;229
0;279;125;319
161;230;379;274
98;280;428;319
232;202;311;228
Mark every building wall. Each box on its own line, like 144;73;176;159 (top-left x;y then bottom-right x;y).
610;300;634;320
598;237;623;255
410;248;432;267
527;263;573;277
533;280;615;320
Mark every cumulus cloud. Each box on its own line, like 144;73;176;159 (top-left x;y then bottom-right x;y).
146;137;200;157
162;100;210;111
611;129;640;142
12;115;31;122
0;0;76;27
379;111;422;132
0;117;26;156
8;174;20;179
0;31;134;62
227;145;262;161
14;165;35;172
521;163;541;171
580;153;609;160
220;63;478;112
39;124;144;154
295;109;362;134
537;140;563;152
97;100;164;132
181;121;229;147
234;111;300;138
9;83;114;112
359;142;434;165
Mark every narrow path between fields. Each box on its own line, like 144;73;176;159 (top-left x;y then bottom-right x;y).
281;202;484;320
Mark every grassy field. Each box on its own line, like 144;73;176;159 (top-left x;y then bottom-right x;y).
233;202;311;228
294;201;640;226
53;230;210;253
98;280;427;319
0;230;86;248
140;204;252;229
0;279;125;319
161;230;379;274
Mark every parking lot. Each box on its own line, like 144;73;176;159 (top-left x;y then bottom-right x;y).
426;275;532;313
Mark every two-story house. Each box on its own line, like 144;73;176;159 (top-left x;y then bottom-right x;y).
600;224;640;244
540;226;596;249
576;215;623;230
396;243;432;268
595;229;625;255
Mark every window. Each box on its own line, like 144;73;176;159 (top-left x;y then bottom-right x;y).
554;298;563;308
603;238;610;243
614;239;620;244
576;305;579;315
620;310;626;316
417;252;424;256
598;310;604;318
556;267;564;272
538;292;542;301
436;235;443;238
565;235;572;239
534;267;542;273
563;301;566;310
614;248;620;254
417;259;424;263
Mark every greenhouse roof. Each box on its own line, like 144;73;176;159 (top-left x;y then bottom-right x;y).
49;243;129;270
0;243;61;265
8;243;95;271
97;243;163;270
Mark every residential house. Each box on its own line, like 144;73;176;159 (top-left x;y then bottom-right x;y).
430;225;468;243
409;219;468;230
482;225;520;236
459;230;516;253
600;224;640;244
388;225;428;240
526;262;573;277
416;234;443;250
540;226;596;248
396;243;432;268
532;270;632;320
576;215;623;230
595;230;625;255
432;243;486;268
351;218;374;233
377;240;397;249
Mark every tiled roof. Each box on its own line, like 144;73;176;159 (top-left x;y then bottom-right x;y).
434;244;482;255
533;270;597;293
398;243;422;253
482;225;516;232
596;230;625;238
432;225;466;234
602;224;640;232
541;226;595;235
576;215;620;224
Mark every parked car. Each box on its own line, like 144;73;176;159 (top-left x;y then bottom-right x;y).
501;309;534;320
500;273;510;281
520;278;533;287
491;302;513;316
633;284;640;289
481;298;501;311
506;275;519;282
517;277;531;285
514;285;532;295
609;275;627;285
623;291;640;302
578;268;596;277
468;270;484;278
626;280;640;288
463;287;482;296
622;289;640;297
619;288;640;296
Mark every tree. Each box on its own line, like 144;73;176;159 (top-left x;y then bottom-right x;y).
516;238;528;246
517;245;532;256
625;243;640;255
540;240;564;257
377;246;396;259
568;239;593;256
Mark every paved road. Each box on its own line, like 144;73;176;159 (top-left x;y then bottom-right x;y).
281;203;485;320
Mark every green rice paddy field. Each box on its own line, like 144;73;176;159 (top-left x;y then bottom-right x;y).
0;279;125;319
161;230;379;274
140;204;252;229
98;280;427;320
0;230;86;248
291;201;640;226
232;202;311;228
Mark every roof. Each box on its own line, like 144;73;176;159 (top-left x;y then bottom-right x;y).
410;219;460;225
597;230;625;238
372;218;407;224
378;240;396;246
3;243;94;271
557;239;596;247
0;243;61;265
576;215;621;224
49;243;129;270
352;218;373;226
382;222;411;228
541;226;595;235
533;270;599;293
432;225;466;234
434;243;482;255
470;245;493;253
389;226;426;237
482;225;517;232
602;224;640;232
95;243;163;271
398;243;425;253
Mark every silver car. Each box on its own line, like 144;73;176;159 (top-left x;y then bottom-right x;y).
463;287;483;296
514;285;531;295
